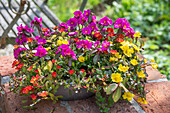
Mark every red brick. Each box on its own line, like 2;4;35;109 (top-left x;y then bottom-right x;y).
136;81;170;113
146;66;166;81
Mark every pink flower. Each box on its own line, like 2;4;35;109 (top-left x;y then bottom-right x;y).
101;41;110;51
34;46;48;57
67;18;78;27
114;18;130;29
82;27;91;35
99;16;113;26
83;9;91;18
73;11;83;18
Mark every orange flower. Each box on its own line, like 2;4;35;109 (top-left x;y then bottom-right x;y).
52;72;57;77
58;28;65;32
21;85;33;94
117;38;125;42
97;35;103;40
110;50;117;55
31;94;37;100
52;26;58;30
30;74;39;84
80;69;85;73
27;38;33;43
39;91;48;97
69;70;74;75
94;32;100;38
52;59;55;63
13;45;19;49
34;70;39;73
27;65;33;71
42;27;48;32
15;63;24;70
107;27;114;33
12;61;20;68
74;37;79;42
57;65;61;69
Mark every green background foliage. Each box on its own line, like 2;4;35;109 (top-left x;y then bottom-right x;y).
48;0;170;80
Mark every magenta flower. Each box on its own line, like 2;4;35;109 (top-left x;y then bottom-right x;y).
75;40;92;49
59;23;69;29
31;17;43;28
124;27;135;38
75;40;84;49
83;9;91;18
37;38;47;45
34;36;41;40
89;22;98;31
114;18;130;29
34;46;47;57
92;15;97;23
73;11;82;18
55;44;77;60
78;17;88;25
99;16;113;26
17;24;24;32
67;18;78;27
17;24;33;33
93;41;100;47
83;40;93;49
82;27;91;35
68;32;78;36
15;33;27;45
14;47;26;59
101;41;110;51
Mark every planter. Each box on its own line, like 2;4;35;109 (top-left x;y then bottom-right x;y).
55;85;94;101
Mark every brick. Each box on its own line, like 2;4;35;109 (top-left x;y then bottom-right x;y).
136;81;170;113
146;66;166;81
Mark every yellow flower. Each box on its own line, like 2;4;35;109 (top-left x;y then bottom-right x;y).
130;59;138;66
144;59;147;63
58;36;63;40
115;53;121;59
62;40;69;45
134;32;142;38
137;70;145;78
57;40;62;46
51;35;56;39
151;59;155;63
109;57;117;62
45;47;51;51
120;45;134;57
78;56;85;62
122;92;135;101
137;97;147;104
133;44;140;52
151;63;158;69
111;73;123;83
118;64;129;73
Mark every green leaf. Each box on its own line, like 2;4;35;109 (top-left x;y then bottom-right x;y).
113;87;121;102
108;93;114;107
122;78;129;86
68;58;72;67
105;83;118;95
93;54;100;64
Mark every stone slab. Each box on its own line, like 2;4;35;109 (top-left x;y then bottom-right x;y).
136;81;170;113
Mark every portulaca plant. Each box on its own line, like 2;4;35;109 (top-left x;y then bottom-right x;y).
10;9;158;112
